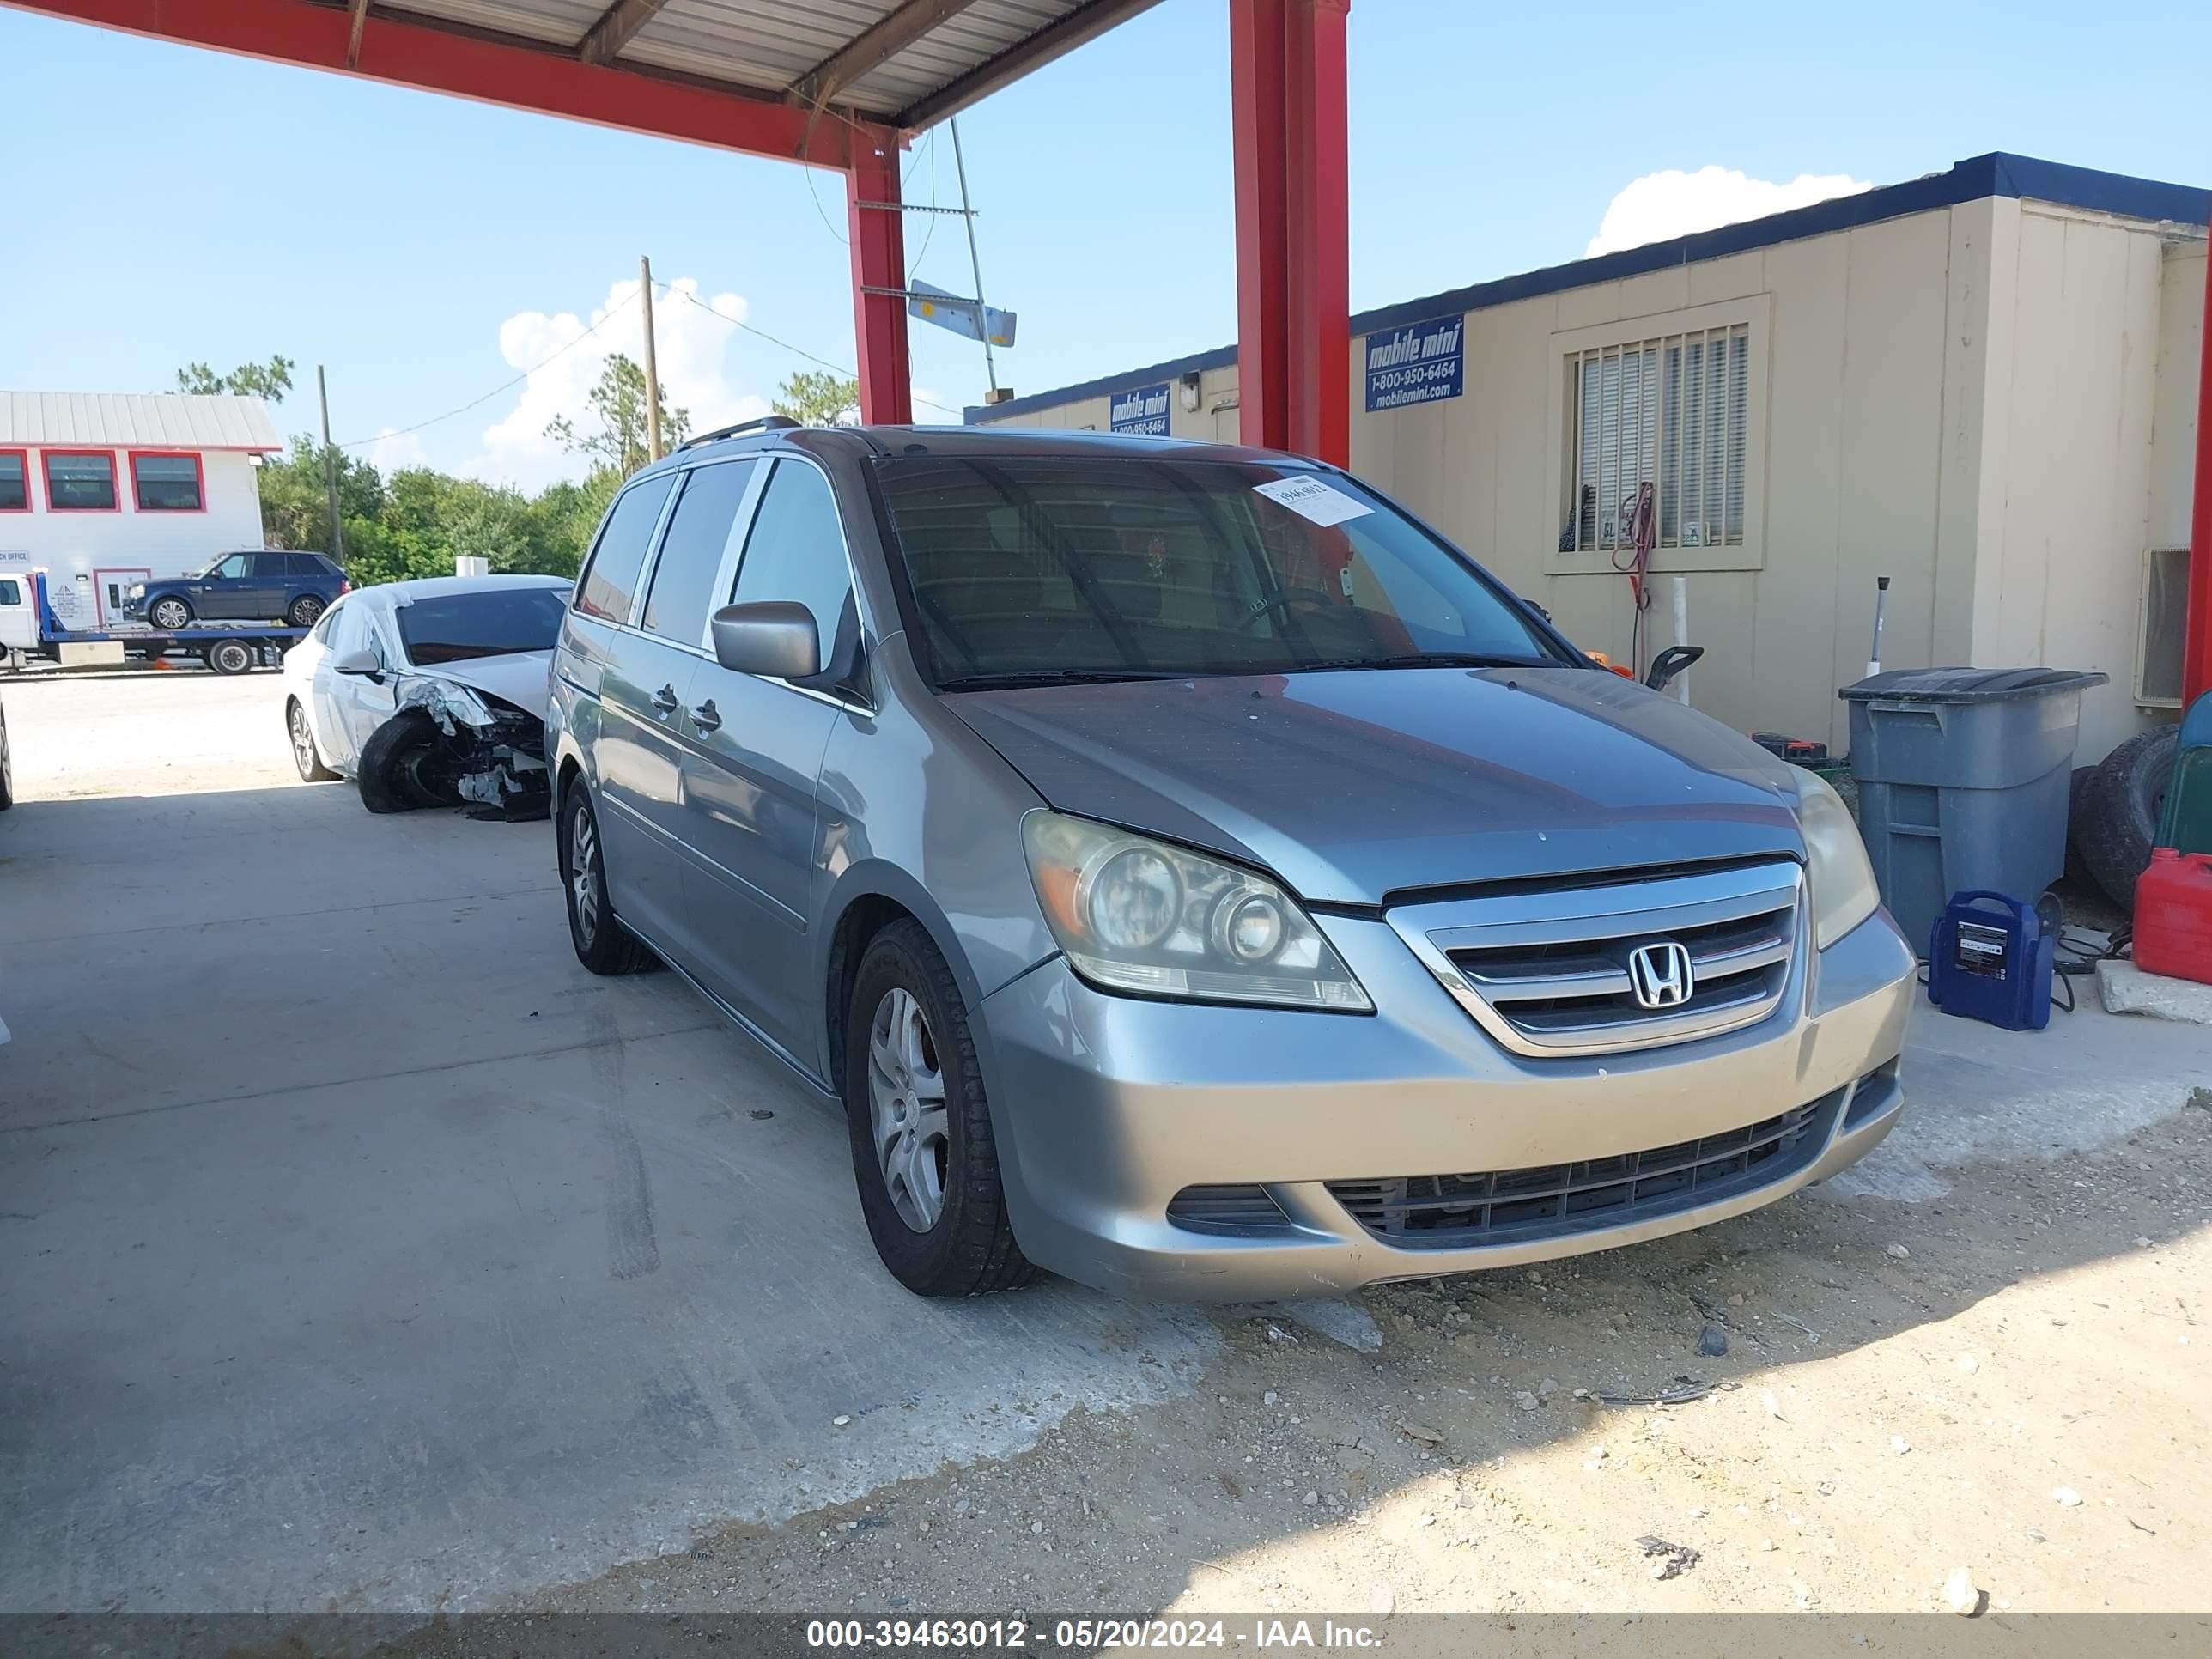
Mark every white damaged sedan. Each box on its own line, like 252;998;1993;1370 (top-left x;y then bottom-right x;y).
281;574;569;820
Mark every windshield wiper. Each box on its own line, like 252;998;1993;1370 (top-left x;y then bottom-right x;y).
936;669;1192;691
1286;652;1552;672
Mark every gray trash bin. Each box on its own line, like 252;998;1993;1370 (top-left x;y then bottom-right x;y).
1838;666;2107;956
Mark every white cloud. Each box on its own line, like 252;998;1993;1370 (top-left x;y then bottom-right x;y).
367;426;430;475
467;275;771;489
1585;167;1871;258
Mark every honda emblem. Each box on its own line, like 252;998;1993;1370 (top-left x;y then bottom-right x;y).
1627;940;1695;1010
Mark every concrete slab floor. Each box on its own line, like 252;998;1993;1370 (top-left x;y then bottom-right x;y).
1;673;2206;1618
0;676;1216;1614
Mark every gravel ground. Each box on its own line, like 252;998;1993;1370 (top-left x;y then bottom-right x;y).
526;1107;2209;1620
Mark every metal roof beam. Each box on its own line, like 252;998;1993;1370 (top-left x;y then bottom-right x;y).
3;0;874;167
575;0;669;67
788;0;981;111
894;0;1164;128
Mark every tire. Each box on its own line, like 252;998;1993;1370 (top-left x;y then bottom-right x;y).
286;593;326;629
356;708;459;814
2063;763;2096;885
2079;726;2179;912
149;596;192;630
842;919;1036;1297
205;639;255;676
286;698;338;782
559;781;654;975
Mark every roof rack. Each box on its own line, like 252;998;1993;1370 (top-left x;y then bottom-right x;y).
681;415;801;450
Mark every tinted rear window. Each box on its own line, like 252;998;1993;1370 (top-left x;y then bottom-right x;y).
395;587;568;665
576;476;676;623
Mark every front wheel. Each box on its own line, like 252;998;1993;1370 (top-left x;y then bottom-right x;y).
286;594;326;628
843;920;1036;1297
356;708;457;813
149;597;192;630
287;698;337;782
560;782;653;975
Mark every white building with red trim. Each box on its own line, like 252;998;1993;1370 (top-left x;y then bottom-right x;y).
0;391;283;629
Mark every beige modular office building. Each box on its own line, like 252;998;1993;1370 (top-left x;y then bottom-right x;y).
969;154;2207;762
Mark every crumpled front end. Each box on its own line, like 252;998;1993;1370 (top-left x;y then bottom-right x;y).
360;676;551;821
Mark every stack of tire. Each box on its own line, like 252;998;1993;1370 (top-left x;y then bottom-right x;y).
2072;726;2178;911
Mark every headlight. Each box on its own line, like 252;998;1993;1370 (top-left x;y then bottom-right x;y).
1021;811;1371;1011
1795;770;1881;949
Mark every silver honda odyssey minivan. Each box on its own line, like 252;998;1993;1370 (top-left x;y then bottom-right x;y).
549;420;1914;1301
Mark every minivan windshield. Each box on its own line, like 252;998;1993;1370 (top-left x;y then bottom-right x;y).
873;456;1565;688
394;586;568;665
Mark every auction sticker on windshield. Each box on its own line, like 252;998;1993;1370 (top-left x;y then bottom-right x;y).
1251;475;1373;527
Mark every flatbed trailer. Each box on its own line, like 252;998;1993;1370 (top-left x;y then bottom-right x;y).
0;570;307;674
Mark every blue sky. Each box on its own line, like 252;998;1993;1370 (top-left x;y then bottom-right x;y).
1;0;2205;486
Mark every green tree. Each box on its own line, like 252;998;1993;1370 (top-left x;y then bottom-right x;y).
175;355;296;403
257;436;384;554
772;369;860;427
546;354;690;477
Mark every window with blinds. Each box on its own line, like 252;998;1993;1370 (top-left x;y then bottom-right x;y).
1565;323;1750;556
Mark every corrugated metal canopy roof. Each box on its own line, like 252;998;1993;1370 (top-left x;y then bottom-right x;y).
0;392;285;452
386;0;1158;126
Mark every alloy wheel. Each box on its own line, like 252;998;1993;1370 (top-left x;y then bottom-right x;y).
867;986;949;1233
289;705;317;775
569;803;599;946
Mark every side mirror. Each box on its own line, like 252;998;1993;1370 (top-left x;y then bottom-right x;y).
1645;644;1705;692
711;601;820;680
331;647;380;678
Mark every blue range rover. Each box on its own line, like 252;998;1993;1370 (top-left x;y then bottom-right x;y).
130;550;348;629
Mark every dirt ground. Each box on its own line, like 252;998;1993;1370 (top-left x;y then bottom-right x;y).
5;666;2208;1630
537;1109;2209;1620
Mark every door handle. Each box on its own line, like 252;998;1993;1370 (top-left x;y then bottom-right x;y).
650;684;680;715
690;699;722;734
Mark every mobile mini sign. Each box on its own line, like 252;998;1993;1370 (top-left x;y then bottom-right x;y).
1109;382;1173;436
1364;314;1465;411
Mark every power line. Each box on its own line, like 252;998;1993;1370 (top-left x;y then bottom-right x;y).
333;288;641;450
908;128;942;273
804;126;940;257
664;282;964;417
332;273;963;453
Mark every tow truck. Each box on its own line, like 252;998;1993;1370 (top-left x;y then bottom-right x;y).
0;568;307;675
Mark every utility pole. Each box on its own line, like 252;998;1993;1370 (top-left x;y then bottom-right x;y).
639;254;665;464
317;364;345;562
948;118;1000;399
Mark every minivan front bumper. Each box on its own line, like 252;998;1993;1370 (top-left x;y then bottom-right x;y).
975;905;1915;1301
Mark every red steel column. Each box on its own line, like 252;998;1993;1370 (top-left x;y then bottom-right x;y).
1230;0;1287;452
848;131;913;426
1283;0;1349;465
1229;0;1350;465
2185;231;2212;708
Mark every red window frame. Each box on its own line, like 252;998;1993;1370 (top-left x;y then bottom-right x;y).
41;448;121;513
0;447;30;512
127;449;208;514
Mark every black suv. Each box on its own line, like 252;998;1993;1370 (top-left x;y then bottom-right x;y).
131;551;348;629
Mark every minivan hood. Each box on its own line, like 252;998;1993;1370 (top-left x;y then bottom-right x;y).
410;651;554;722
945;667;1807;906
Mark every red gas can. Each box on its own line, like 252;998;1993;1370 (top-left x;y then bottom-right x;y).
2134;849;2212;986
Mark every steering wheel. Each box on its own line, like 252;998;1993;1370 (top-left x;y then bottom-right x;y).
1234;586;1338;633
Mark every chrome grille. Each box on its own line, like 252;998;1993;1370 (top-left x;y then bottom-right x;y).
1389;860;1803;1056
1327;1086;1844;1250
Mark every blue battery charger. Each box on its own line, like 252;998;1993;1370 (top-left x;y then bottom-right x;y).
1926;890;2054;1031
